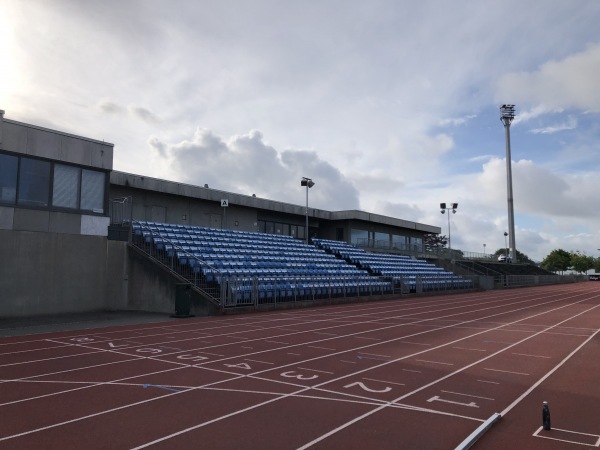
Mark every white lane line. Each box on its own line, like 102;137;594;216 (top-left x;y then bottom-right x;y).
484;368;529;376
453;347;487;352
403;369;422;373
363;377;405;387
287;353;301;356
241;346;253;350
501;324;600;418
511;352;550;359
294;293;600;450
354;336;381;340
244;359;274;365
441;390;494;401
265;340;288;345
477;380;500;385
359;353;391;358
416;359;454;366
313;332;338;336
308;346;337;351
297;367;334;374
401;341;431;346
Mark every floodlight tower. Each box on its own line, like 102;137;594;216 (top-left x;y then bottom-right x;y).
301;177;315;244
500;104;517;262
440;202;458;253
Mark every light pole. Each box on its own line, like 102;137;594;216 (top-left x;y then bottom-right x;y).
483;243;486;255
500;104;517;262
504;232;509;260
440;202;458;254
301;177;315;244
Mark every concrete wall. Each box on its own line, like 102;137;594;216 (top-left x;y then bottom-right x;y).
1;117;113;170
0;230;128;317
126;248;219;316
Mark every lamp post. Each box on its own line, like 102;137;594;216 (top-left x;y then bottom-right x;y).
500;104;517;262
301;177;315;244
483;243;486;255
440;202;458;254
504;231;509;260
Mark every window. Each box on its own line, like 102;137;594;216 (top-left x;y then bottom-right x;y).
18;158;51;207
0;153;18;203
81;169;105;213
0;151;107;215
53;164;80;209
351;229;369;246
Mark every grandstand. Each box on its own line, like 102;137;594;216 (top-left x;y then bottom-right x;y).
131;222;474;312
0;109;584;318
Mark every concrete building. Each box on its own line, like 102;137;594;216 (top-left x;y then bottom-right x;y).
0;110;440;317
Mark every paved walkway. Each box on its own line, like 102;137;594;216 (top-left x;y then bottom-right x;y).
0;311;179;337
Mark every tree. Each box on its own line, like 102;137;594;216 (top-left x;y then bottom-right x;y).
570;251;594;274
423;233;448;252
593;257;600;274
541;249;571;273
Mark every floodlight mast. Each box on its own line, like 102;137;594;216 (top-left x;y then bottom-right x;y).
301;177;315;244
500;104;517;262
440;202;458;253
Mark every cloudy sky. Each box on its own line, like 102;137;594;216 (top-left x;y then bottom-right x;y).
2;0;600;261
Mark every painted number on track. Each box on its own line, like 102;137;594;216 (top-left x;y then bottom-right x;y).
280;371;318;381
344;381;392;393
177;354;210;362
225;362;252;370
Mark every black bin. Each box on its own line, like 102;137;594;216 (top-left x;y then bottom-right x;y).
173;283;194;318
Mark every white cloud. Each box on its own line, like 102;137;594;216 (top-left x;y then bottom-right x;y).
529;116;577;134
148;127;361;210
496;43;600;113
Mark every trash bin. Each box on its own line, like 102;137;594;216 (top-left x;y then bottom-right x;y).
173;283;194;318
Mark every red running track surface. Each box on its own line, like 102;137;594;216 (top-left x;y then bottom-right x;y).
0;283;598;449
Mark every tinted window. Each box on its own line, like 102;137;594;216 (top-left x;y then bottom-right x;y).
18;158;51;207
0;153;18;203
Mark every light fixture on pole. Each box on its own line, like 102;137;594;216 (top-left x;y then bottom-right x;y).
500;104;517;262
301;177;315;244
440;202;458;252
504;231;509;260
483;243;486;255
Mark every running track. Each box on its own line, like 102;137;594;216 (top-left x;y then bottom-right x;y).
1;283;599;449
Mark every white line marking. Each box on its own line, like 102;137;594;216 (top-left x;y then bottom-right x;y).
511;352;550;359
359;353;391;358
401;341;431;346
265;340;288;344
501;321;600;418
403;369;422;373
297;367;334;374
453;347;487;352
307;346;336;351
244;359;274;365
416;359;454;366
441;390;494;401
354;336;381;340
533;426;600;447
287;353;301;356
313;332;338;336
241;346;253;350
484;368;529;376
477;380;500;385
363;377;405;387
427;395;478;408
